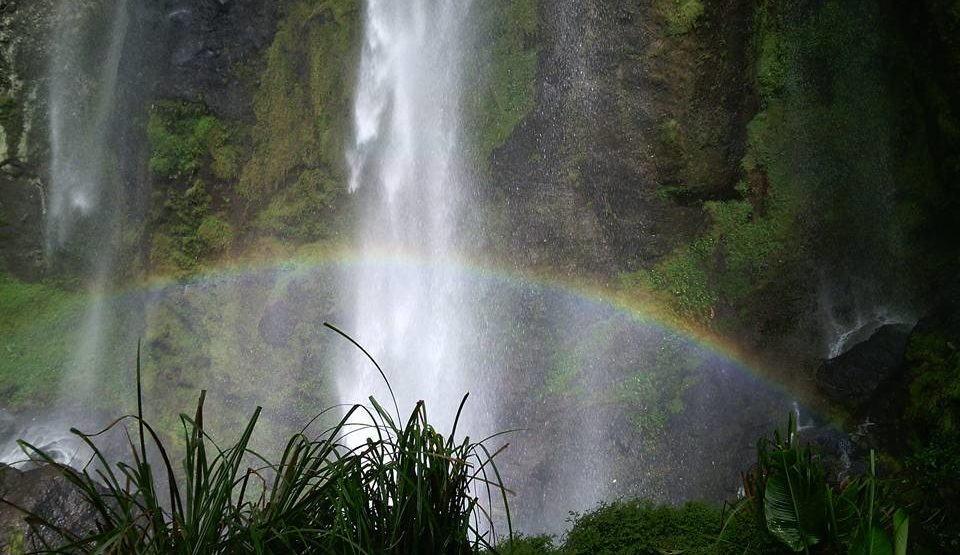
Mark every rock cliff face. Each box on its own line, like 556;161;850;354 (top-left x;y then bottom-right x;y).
0;0;282;280
149;0;279;121
0;0;56;279
489;0;756;274
817;324;913;409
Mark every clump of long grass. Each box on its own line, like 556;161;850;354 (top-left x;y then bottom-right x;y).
6;324;511;554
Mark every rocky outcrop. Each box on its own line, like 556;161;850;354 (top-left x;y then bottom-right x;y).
148;0;280;121
0;463;99;548
489;0;756;274
0;0;57;279
816;324;913;409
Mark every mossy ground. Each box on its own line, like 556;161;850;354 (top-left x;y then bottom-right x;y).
0;275;85;410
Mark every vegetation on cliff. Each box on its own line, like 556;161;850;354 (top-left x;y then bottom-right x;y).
0;94;23;158
238;0;358;243
627;0;958;343
470;0;539;164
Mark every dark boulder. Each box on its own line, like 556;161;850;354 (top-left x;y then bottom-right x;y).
0;464;99;547
816;323;913;409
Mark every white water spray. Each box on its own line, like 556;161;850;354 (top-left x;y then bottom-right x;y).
2;0;132;463
47;0;129;251
341;0;477;431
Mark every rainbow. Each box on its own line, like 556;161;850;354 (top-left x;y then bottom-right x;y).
105;241;812;407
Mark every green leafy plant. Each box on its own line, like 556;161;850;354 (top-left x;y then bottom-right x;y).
740;415;909;555
5;326;511;553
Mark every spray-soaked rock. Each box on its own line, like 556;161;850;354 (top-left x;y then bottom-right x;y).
0;464;100;548
816;323;913;409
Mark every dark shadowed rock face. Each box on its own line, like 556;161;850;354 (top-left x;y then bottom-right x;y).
816;323;913;409
150;0;279;120
0;464;99;548
489;0;756;275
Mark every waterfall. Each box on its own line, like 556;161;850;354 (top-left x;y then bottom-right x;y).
341;0;477;430
4;0;133;464
47;0;129;256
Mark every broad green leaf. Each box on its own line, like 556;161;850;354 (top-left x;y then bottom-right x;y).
893;509;909;555
763;452;828;552
850;525;894;555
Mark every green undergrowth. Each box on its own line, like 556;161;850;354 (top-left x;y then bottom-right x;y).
0;275;85;410
470;0;539;163
14;329;509;554
493;501;781;555
904;330;960;438
0;274;146;414
896;325;960;551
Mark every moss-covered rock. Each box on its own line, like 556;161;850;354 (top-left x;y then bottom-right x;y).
147;101;238;182
255;168;343;241
0;93;23;159
148;181;214;277
237;0;359;202
470;0;540;163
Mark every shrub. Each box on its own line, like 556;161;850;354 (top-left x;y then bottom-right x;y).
740;414;910;554
665;0;705;35
197;215;234;253
563;500;719;555
12;326;510;553
147;102;234;181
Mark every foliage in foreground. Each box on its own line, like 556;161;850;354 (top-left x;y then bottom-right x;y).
737;414;908;555
6;329;510;554
494;414;913;555
1;353;927;554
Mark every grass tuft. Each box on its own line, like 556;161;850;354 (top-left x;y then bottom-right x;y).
7;324;511;554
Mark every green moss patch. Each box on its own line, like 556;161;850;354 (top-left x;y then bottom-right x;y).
238;0;359;202
470;0;539;162
658;0;705;36
255;168;342;241
147;101;237;181
149;181;214;276
0;275;86;409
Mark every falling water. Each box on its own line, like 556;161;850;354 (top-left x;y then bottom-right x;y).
47;0;129;255
2;0;133;462
50;0;130;412
817;279;914;359
341;1;478;429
